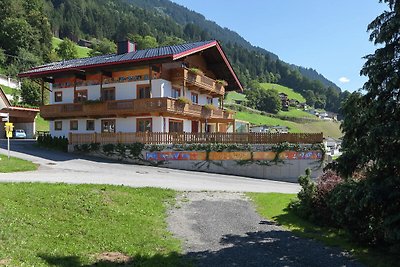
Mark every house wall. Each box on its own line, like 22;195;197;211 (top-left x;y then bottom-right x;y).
49;116;198;137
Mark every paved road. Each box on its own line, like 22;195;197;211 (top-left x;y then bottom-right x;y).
168;192;364;267
0;140;300;193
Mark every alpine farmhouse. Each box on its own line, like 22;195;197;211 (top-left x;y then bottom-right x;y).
19;40;243;142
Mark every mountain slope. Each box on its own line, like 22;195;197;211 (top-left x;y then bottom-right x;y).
126;0;339;90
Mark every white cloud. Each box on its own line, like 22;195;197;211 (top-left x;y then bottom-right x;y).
339;77;350;83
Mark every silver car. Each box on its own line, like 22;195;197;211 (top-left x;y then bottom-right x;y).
14;129;27;139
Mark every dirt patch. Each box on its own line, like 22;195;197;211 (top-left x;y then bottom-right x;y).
0;259;10;266
95;252;133;264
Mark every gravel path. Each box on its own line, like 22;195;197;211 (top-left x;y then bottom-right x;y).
168;192;364;267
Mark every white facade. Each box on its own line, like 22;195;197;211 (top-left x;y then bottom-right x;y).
49;77;223;137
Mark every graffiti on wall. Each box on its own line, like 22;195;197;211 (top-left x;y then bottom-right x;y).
146;151;206;161
145;150;323;162
208;152;251;161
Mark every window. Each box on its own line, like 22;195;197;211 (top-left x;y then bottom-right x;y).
54;121;62;131
70;120;78;131
191;92;198;104
54;91;62;102
101;87;115;101
137;118;152;132
137;84;151;99
207;97;213;104
169;120;183;133
101;119;115;133
171;87;181;98
74;90;88;103
86;120;95;131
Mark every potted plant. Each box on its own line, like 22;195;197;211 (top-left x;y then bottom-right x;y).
177;97;192;105
215;79;228;86
203;104;217;111
188;67;204;76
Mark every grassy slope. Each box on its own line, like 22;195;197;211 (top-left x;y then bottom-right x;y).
235;111;342;138
247;193;399;267
0;183;182;266
261;83;306;102
35;114;49;132
0;154;38;172
235;111;301;132
225;91;246;104
52;37;91;58
0;84;15;95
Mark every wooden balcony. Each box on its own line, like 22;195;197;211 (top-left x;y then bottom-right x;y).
40;98;233;121
170;68;225;97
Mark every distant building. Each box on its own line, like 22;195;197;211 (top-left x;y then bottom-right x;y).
0;87;39;138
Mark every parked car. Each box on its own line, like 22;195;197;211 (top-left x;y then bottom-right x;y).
14;129;27;139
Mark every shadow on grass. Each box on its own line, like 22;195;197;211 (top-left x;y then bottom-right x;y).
39;252;188;267
39;229;363;267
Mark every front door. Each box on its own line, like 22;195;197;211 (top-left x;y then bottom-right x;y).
191;121;199;133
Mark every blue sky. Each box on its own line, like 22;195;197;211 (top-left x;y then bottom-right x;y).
170;0;387;92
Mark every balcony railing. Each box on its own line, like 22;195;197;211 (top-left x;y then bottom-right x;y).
170;68;225;96
68;132;324;145
40;98;233;121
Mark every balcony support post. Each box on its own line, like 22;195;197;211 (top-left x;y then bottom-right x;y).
41;79;44;105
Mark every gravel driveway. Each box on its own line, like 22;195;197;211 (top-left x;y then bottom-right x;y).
168;192;364;267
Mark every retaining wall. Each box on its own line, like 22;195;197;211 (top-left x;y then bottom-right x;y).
74;147;324;183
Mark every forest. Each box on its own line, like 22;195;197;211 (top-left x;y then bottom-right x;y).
0;0;349;113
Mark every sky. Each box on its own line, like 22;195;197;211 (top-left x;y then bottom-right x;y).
169;0;387;92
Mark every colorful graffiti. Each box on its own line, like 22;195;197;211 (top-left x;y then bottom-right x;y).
208;152;251;161
145;150;323;162
146;151;206;161
279;151;322;160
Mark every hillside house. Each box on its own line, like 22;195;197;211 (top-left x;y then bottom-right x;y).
279;92;289;111
19;40;243;140
0;87;39;138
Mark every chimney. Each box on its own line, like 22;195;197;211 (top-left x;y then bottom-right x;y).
117;40;136;54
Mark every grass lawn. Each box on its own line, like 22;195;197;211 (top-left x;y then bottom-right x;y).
234;111;301;132
278;108;317;119
261;83;306;102
0;154;38;173
36;114;49;132
0;183;184;266
52;37;91;58
225;91;246;104
247;193;399;267
0;84;15;95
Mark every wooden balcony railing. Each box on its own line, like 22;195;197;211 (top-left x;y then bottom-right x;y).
69;132;324;145
40;98;233;120
170;68;225;96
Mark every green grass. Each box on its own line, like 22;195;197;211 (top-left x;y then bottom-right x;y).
278;108;317;119
247;193;399;267
35;114;49;132
0;154;38;173
261;83;306;102
235;111;301;132
235;110;342;137
225;91;247;104
52;37;91;58
0;183;184;266
0;84;15;95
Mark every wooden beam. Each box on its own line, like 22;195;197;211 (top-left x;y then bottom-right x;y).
74;72;86;81
101;70;112;78
41;79;44;105
43;77;54;83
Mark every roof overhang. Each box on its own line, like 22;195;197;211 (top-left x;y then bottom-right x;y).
19;40;243;91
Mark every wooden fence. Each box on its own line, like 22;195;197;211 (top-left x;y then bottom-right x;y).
69;132;323;145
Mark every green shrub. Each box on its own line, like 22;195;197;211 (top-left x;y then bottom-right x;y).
37;134;68;152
